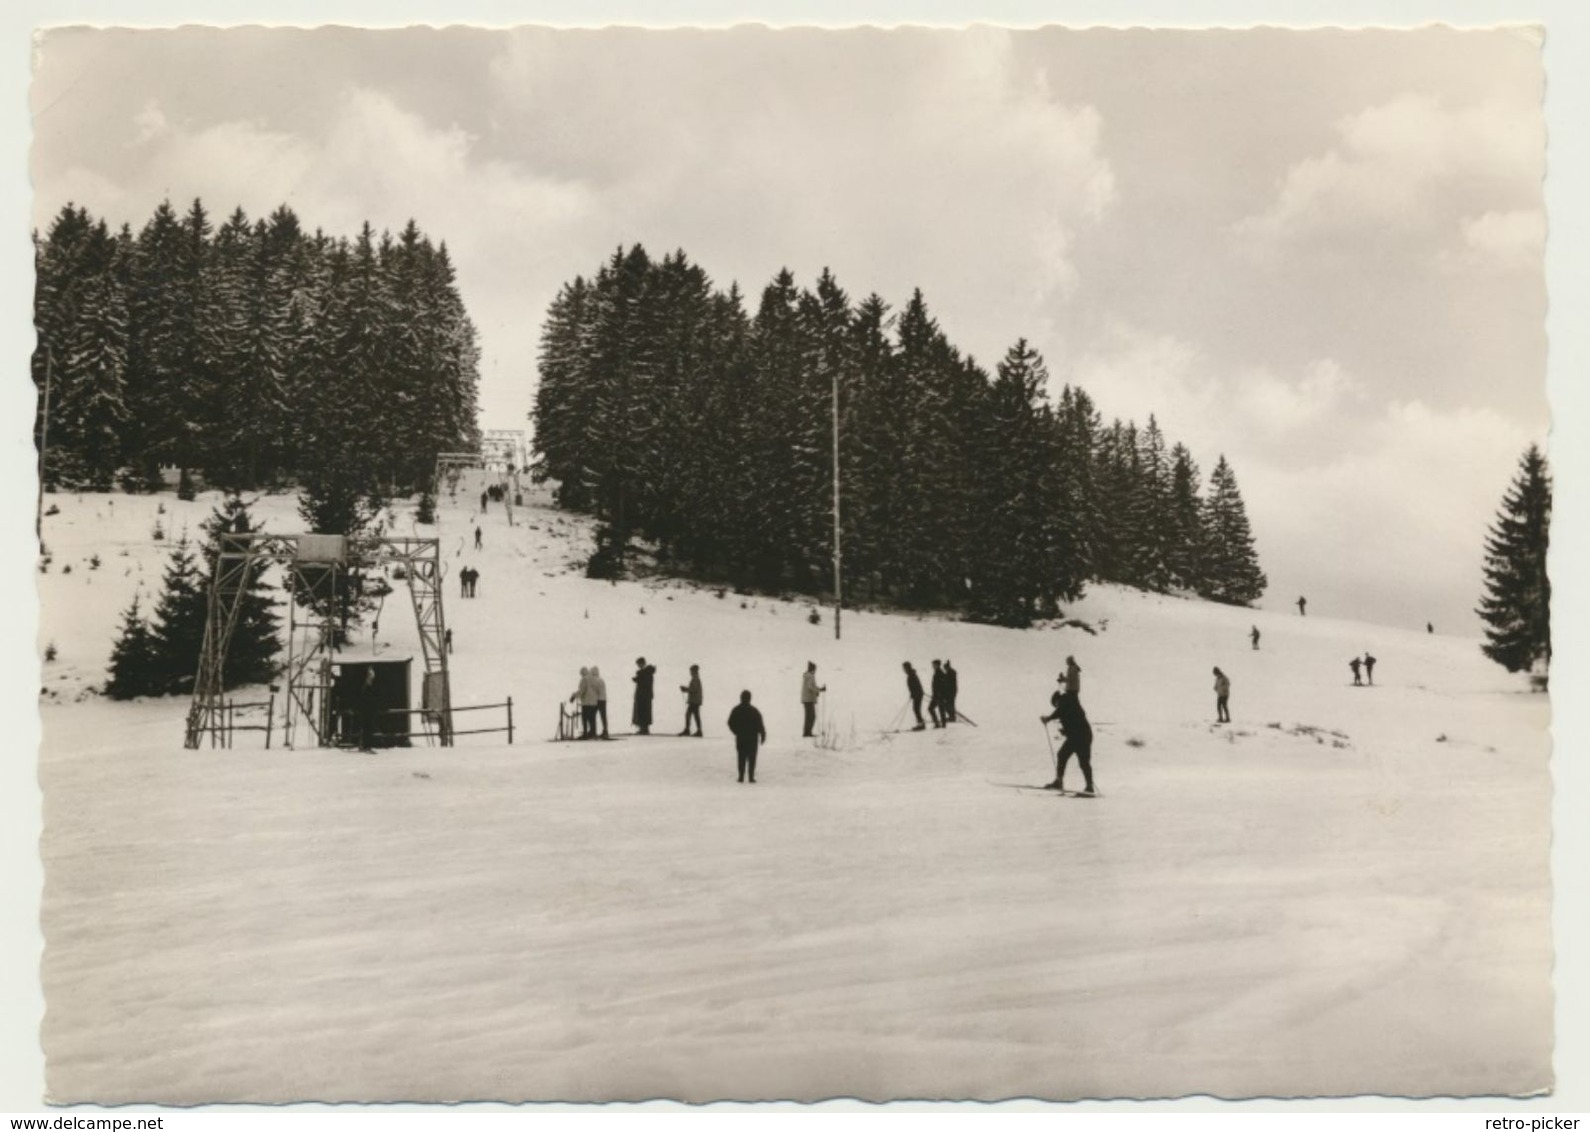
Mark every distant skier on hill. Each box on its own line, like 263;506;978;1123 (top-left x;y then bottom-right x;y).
903;662;926;731
479;490;488;514
1427;622;1434;635
1349;657;1363;686
929;660;948;728
632;657;656;734
1064;655;1082;697
474;525;483;551
1251;626;1261;650
679;664;703;737
1364;653;1376;685
1297;596;1307;616
1213;666;1231;723
1041;675;1095;795
944;660;959;723
727;690;767;783
801;662;826;737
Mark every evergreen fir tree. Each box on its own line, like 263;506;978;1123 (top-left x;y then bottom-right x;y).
1199;455;1267;606
104;594;161;700
1477;444;1551;678
146;535;209;695
200;495;281;688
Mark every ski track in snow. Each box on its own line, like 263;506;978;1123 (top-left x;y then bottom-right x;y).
35;483;1552;1103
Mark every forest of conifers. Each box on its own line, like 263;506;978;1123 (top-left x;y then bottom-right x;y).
533;245;1267;626
32;200;481;506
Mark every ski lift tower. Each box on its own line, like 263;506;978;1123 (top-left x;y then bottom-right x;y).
184;532;454;749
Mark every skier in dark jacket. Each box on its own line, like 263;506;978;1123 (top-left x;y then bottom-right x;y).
1297;595;1307;616
679;664;703;737
632;657;656;734
903;662;926;730
928;660;947;728
727;690;767;783
1349;656;1363;686
1364;653;1376;685
944;660;959;723
1041;676;1095;795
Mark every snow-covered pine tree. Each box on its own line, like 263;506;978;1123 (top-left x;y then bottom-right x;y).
200;495;281;688
1477;444;1551;679
1199;455;1267;605
104;594;162;700
1135;416;1173;591
837;293;899;603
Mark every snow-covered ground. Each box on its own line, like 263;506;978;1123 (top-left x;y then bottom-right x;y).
35;479;1552;1103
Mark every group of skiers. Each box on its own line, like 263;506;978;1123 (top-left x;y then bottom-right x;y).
1349;653;1378;686
900;659;960;730
457;566;482;598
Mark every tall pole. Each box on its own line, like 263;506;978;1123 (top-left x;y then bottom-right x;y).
832;362;842;641
36;345;52;546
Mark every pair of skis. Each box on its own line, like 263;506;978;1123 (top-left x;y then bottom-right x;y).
987;779;1100;798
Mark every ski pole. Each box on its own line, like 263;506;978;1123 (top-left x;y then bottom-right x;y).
956;708;979;728
887;698;908;733
1041;717;1056;779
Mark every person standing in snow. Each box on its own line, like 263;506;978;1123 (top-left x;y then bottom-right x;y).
1251;626;1261;650
458;567;469;599
679;664;703;737
800;662;826;738
1213;666;1231;723
357;665;379;751
590;666;610;738
1349;656;1363;686
480;490;488;514
571;667;596;739
632;657;656;734
1041;674;1096;795
1064;655;1082;697
944;660;959;723
903;662;926;731
1427;622;1434;635
930;660;951;728
474;525;483;551
444;628;453;654
1297;595;1307;616
470;567;481;598
727;690;767;783
1364;653;1376;685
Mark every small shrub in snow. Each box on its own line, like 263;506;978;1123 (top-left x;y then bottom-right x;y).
62;563;72;575
808;608;822;625
44;642;57;662
1125;736;1145;748
88;554;101;571
44;504;60;516
152;521;165;541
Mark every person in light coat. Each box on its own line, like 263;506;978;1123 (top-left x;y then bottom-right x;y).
800;662;826;738
570;666;596;739
1213;666;1231;723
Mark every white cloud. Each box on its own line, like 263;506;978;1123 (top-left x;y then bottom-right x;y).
1234;93;1542;254
1460;208;1546;269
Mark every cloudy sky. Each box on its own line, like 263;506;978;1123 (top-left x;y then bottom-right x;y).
30;24;1548;632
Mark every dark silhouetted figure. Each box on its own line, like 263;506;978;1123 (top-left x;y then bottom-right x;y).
480;490;488;513
1041;676;1095;795
727;690;767;783
903;662;925;730
1427;622;1434;634
800;662;825;737
679;665;703;737
1364;654;1376;685
444;628;453;654
944;660;959;723
591;666;609;738
1064;655;1082;697
928;660;947;728
1213;666;1231;723
357;666;378;752
1251;626;1261;650
474;525;483;551
1349;657;1362;686
1297;596;1307;616
632;657;656;734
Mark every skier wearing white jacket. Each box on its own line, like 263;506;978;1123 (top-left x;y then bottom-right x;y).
800;662;826;738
